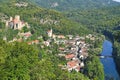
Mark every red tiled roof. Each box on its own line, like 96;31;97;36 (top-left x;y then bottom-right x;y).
67;60;79;68
24;33;31;37
13;19;19;24
57;35;65;39
27;40;39;45
65;54;75;59
27;42;32;45
75;66;80;71
17;39;22;42
47;30;52;33
34;40;39;44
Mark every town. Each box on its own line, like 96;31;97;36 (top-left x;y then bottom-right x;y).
1;0;120;79
2;15;104;73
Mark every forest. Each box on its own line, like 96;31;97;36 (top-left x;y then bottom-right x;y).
1;0;120;80
0;0;90;41
65;5;120;75
0;0;106;80
29;0;120;11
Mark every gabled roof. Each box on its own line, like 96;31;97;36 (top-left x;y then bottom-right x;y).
65;54;75;59
57;35;65;39
34;40;39;44
75;66;81;72
13;19;19;24
67;60;80;68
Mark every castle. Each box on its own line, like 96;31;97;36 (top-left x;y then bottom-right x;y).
6;15;29;30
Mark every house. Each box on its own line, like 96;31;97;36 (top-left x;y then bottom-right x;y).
80;62;84;68
79;55;84;60
80;48;87;53
66;40;76;45
18;31;32;39
23;32;32;39
58;54;65;57
74;36;80;40
65;54;75;60
80;40;85;44
34;40;39;44
90;37;95;41
80;52;88;59
24;32;31;38
17;38;23;42
67;35;73;39
86;34;92;39
59;47;65;51
43;41;50;46
6;15;29;30
76;40;81;46
70;45;77;51
13;37;17;42
27;42;32;45
27;40;39;45
57;35;65;39
75;66;81;72
67;60;81;72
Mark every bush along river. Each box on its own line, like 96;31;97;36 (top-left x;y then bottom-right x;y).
100;40;120;80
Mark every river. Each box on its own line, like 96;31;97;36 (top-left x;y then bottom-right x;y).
100;40;120;80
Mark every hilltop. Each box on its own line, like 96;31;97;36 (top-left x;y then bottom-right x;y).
29;0;120;11
0;0;90;41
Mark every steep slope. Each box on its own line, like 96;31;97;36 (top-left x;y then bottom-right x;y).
0;0;90;40
29;0;120;11
66;6;120;33
0;1;105;80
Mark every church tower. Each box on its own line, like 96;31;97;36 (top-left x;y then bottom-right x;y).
47;29;53;37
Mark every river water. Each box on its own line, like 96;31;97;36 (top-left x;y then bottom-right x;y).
100;40;120;80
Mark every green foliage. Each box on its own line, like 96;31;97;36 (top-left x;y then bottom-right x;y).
22;26;29;33
0;0;91;40
113;41;120;74
0;40;90;80
84;56;104;80
0;41;38;80
66;6;120;33
0;22;5;29
29;0;120;11
113;30;120;42
84;36;104;80
0;1;106;80
6;29;19;41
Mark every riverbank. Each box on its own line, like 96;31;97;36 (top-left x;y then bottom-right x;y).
103;30;120;78
83;34;105;80
101;40;120;80
113;41;120;76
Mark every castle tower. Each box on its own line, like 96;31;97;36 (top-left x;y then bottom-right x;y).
15;15;20;21
10;16;13;21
